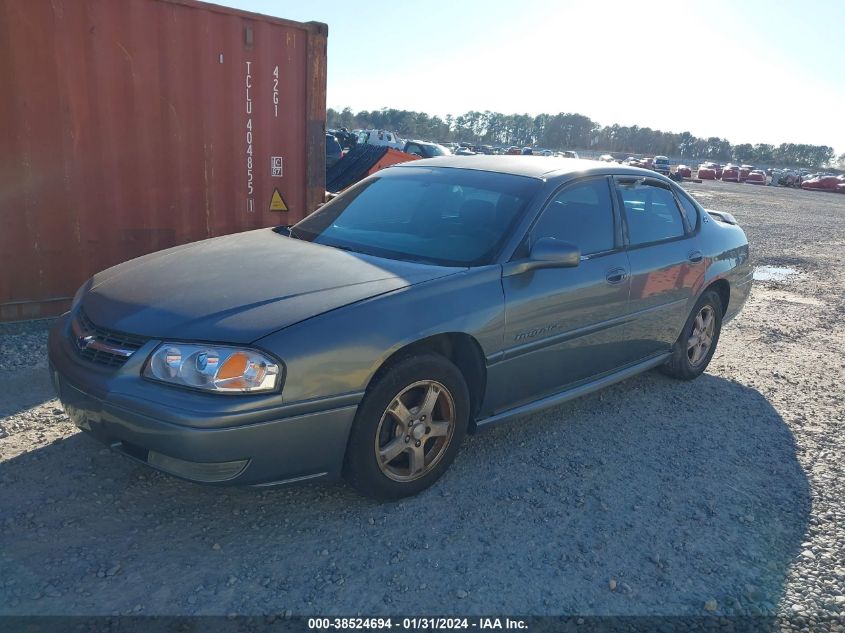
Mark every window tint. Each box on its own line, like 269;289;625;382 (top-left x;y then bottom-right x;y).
531;179;615;255
675;190;700;230
617;182;686;246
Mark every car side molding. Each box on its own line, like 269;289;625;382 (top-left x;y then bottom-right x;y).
475;352;672;430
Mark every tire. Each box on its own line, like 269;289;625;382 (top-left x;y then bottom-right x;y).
343;353;470;500
660;290;723;381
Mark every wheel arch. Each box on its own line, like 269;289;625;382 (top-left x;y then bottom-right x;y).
366;333;487;433
704;278;731;315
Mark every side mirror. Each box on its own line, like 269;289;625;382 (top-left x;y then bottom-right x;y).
504;238;581;277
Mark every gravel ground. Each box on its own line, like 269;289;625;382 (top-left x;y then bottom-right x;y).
1;181;844;623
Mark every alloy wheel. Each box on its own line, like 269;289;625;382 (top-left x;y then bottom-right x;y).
687;305;716;367
375;380;456;482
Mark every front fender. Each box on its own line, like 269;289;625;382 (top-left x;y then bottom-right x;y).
254;267;505;405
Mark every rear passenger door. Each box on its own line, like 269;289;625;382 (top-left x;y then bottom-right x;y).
613;177;704;357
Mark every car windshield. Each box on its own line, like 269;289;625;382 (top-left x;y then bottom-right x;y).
290;167;541;266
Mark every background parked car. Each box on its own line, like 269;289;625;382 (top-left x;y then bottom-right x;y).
326;133;343;169
746;169;767;185
357;129;404;150
653;155;671;175
772;168;800;187
722;164;740;182
328;128;358;151
697;164;717;180
403;140;452;158
739;165;755;182
675;165;692;178
801;174;845;192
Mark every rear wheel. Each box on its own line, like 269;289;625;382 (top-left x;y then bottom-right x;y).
661;290;723;380
344;354;469;500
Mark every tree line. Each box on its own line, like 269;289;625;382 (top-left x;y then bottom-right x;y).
328;107;843;170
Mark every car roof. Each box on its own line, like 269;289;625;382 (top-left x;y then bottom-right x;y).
391;155;662;180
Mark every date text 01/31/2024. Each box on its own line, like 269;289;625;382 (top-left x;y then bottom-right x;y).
307;618;528;630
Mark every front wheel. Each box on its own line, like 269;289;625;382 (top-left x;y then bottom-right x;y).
661;290;723;380
343;354;470;500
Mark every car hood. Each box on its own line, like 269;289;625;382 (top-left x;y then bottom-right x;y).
82;229;462;343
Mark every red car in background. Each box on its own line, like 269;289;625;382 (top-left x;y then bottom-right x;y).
721;164;740;182
801;175;845;192
697;163;716;179
746;170;767;185
739;165;754;182
697;162;722;179
675;164;692;178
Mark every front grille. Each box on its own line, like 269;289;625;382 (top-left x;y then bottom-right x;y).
69;309;147;368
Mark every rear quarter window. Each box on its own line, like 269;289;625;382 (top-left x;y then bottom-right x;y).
675;189;701;231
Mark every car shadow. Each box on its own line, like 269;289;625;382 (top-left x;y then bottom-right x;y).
0;372;809;619
0;366;55;418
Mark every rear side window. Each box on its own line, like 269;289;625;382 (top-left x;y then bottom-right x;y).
617;182;686;246
675;190;700;230
531;178;615;255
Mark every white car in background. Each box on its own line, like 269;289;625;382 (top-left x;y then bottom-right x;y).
356;129;405;150
653;156;671;176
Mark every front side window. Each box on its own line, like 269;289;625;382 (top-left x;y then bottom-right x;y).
617;181;686;246
530;178;615;256
291;167;542;267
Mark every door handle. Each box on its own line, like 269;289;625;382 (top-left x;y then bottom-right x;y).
688;250;704;263
605;268;628;285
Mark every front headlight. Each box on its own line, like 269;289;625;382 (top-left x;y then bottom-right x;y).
143;343;281;394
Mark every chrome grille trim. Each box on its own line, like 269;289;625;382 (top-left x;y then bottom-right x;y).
69;310;147;368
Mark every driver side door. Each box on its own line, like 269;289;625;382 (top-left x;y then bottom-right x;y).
490;176;633;412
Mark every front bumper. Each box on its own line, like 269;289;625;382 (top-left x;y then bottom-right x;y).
48;314;358;486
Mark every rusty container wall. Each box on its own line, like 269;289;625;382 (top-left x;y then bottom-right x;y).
0;0;327;321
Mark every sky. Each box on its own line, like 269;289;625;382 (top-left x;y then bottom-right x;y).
215;0;845;154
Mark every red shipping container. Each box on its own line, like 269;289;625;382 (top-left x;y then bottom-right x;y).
0;0;327;321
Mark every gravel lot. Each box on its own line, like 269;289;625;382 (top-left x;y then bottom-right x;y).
1;181;844;622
